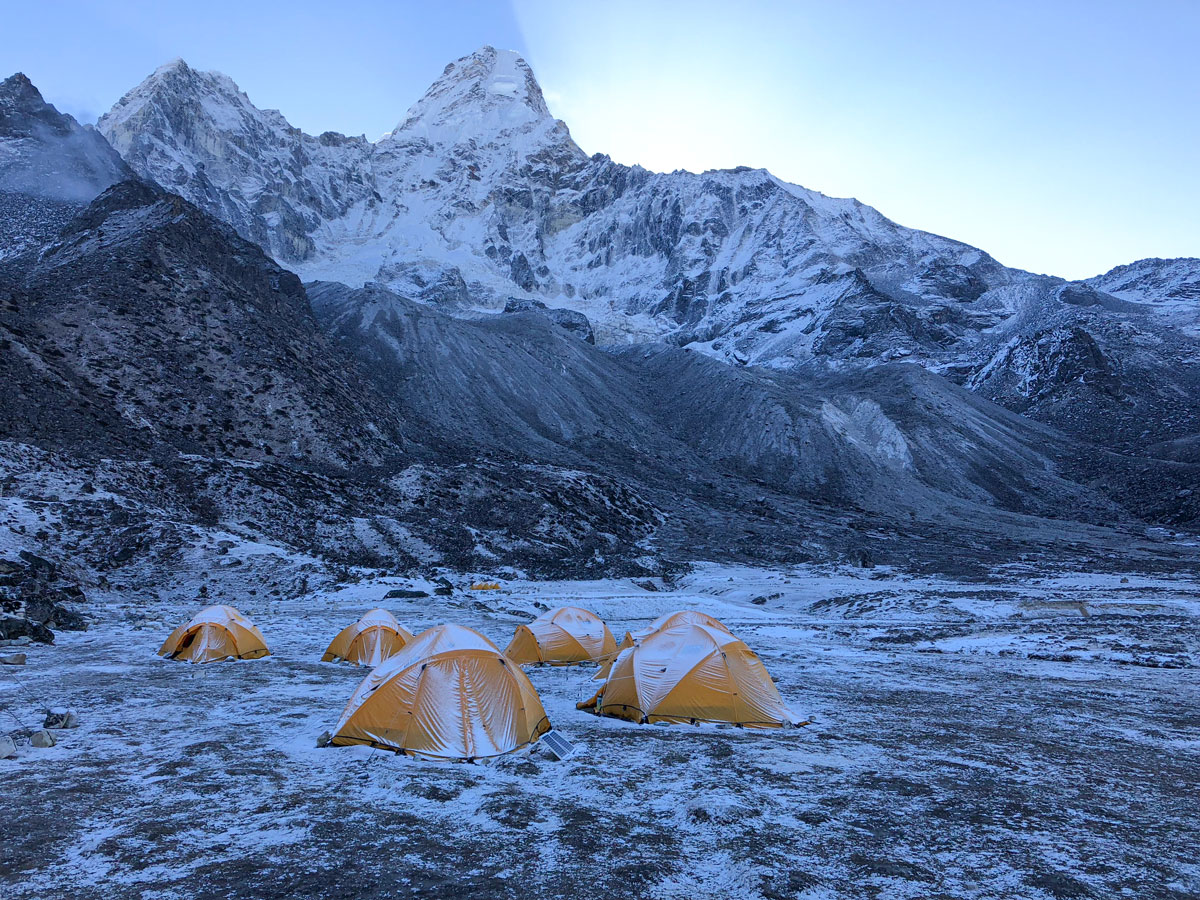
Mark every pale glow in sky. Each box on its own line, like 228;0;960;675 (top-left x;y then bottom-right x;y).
513;0;1200;279
3;0;1197;279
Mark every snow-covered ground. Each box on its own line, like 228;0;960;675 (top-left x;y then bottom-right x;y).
3;563;1198;899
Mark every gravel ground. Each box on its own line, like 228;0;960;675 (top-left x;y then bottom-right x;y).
2;564;1198;899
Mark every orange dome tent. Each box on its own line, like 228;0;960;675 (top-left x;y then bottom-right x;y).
505;606;617;666
579;623;796;728
596;609;734;679
331;624;551;760
645;609;732;636
158;605;270;663
321;609;413;667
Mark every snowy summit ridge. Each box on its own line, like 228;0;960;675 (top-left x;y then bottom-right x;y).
91;47;1200;451
389;46;567;148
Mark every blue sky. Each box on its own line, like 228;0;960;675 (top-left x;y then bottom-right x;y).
4;0;1197;279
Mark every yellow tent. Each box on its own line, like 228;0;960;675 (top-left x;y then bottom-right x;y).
645;609;732;636
158;605;270;663
321;609;413;667
505;606;617;666
616;608;733;650
332;624;551;760
579;623;795;728
596;609;734;679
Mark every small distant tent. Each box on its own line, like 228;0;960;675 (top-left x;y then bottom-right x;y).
158;605;270;663
332;624;550;760
579;623;795;728
505;606;617;666
596;609;734;679
322;609;413;667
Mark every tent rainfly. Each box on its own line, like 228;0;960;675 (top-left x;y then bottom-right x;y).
331;624;551;760
158;605;270;663
322;609;413;667
619;609;733;649
505;606;617;666
596;609;734;679
579;622;797;728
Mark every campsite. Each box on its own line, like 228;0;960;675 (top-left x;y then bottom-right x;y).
3;561;1197;898
1;8;1198;895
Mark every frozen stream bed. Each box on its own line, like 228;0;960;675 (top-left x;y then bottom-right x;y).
2;563;1198;899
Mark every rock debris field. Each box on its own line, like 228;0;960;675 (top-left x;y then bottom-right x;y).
2;563;1198;900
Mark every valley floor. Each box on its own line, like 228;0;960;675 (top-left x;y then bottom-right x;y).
2;564;1198;899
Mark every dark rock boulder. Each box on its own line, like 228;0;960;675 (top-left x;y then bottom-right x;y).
503;298;595;343
52;605;87;631
17;550;55;576
23;594;55;625
0;616;53;644
384;588;428;599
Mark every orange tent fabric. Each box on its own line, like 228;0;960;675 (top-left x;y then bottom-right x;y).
332;624;551;760
617;609;733;652
505;606;617;666
596;609;734;679
321;609;413;667
646;609;732;636
579;623;795;728
158;605;270;663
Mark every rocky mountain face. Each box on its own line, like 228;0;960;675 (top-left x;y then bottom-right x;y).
0;179;407;469
100;49;1022;365
0;178;671;576
0;73;131;259
97;49;1200;456
1089;257;1200;305
967;276;1200;452
98;59;375;265
0;66;1196;594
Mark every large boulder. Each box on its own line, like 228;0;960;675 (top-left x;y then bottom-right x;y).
0;616;28;641
52;605;87;631
23;594;56;625
17;551;56;577
0;616;53;644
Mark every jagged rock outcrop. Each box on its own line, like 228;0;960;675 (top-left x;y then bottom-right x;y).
0;73;131;258
503;298;594;343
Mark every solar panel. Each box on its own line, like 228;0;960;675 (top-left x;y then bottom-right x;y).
540;730;577;761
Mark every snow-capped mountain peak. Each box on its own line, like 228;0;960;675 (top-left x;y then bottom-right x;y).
390;46;558;146
91;48;1200;453
98;58;295;165
98;59;375;264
